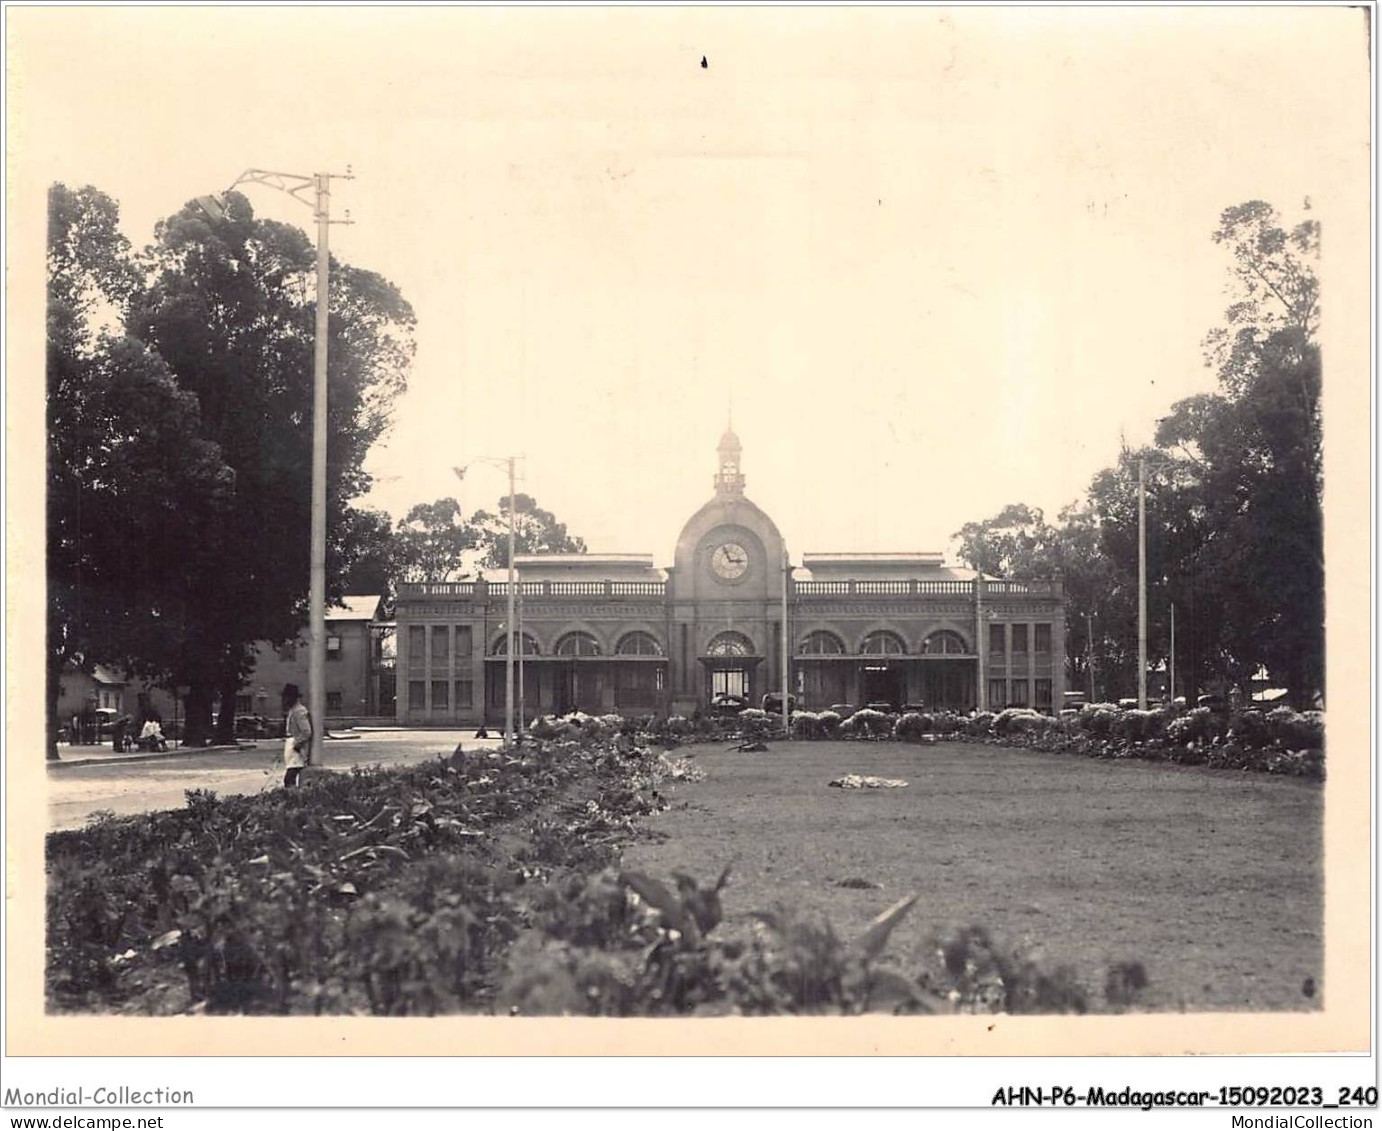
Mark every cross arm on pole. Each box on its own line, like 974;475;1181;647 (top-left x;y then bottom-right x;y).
220;167;356;220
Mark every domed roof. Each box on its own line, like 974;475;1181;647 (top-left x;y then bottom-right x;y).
718;427;742;451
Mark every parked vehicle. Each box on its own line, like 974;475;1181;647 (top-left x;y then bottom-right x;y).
761;692;797;715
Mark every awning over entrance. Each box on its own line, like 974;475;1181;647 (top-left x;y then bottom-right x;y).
795;655;978;712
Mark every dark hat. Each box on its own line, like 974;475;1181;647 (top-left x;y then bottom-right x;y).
281;683;301;700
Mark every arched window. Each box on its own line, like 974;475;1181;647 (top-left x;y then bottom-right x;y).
556;632;602;657
799;630;846;655
706;631;755;657
922;630;969;655
616;631;663;656
491;632;540;655
860;630;907;655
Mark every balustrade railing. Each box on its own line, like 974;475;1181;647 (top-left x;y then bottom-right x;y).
397;581;477;597
795;579;983;596
399;577;1058;600
984;580;1059;596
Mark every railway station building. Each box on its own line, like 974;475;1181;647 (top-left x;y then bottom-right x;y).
393;430;1066;725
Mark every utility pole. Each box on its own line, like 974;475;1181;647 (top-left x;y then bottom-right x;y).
200;168;353;766
506;456;516;746
1170;602;1177;707
454;456;519;746
1086;611;1096;701
309;174;330;763
1138;456;1148;710
781;543;791;738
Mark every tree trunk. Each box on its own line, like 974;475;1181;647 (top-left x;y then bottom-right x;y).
182;682;215;747
214;666;241;745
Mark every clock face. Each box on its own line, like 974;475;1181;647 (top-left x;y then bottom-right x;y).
711;542;750;580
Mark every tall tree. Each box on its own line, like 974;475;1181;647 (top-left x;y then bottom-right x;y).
1160;201;1322;705
46;184;234;758
954;501;1127;700
469;493;587;569
128;191;415;742
338;506;402;603
953;503;1059;580
394;498;477;583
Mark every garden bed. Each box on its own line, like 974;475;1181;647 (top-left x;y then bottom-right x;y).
48;719;1168;1016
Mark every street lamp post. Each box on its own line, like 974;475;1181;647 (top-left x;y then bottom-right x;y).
198;168;353;768
455;457;520;746
1085;611;1097;702
781;543;791;739
1138;457;1148;710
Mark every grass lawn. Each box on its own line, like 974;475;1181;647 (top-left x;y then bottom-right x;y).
623;739;1322;1011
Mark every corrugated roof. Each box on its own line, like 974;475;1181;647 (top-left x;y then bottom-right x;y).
326;595;383;622
485;556;665;583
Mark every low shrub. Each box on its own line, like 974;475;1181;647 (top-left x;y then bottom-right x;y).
1228;709;1270;748
737;708;774;741
893;712;933;742
790;711;823;740
964;711;996;737
842;708;893;739
529;716;571;741
1079;704;1120;737
993;708;1043;736
930;711;965;736
1115;709;1158;743
497;869;1143;1017
1165;706;1214;746
816;711;843;739
1266;707;1324;750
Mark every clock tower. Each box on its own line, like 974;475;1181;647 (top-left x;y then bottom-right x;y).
669;427;790;715
714;427;745;498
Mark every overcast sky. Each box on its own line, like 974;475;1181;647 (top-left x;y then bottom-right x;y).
11;6;1368;564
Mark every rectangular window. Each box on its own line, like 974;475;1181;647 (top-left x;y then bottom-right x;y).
1034;679;1052;710
454;679;473;709
431;680;449;710
1012;624;1028;653
326;691;343;712
1009;680;1029;707
326;635;342;661
408;626;425;670
431;625;450;666
454;625;472;657
988;679;1007;709
1035;623;1051;653
235;693;253;715
408;680;426;709
712;669;748;698
989;624;1005;654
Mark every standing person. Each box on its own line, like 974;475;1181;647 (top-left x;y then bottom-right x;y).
281;683;312;788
